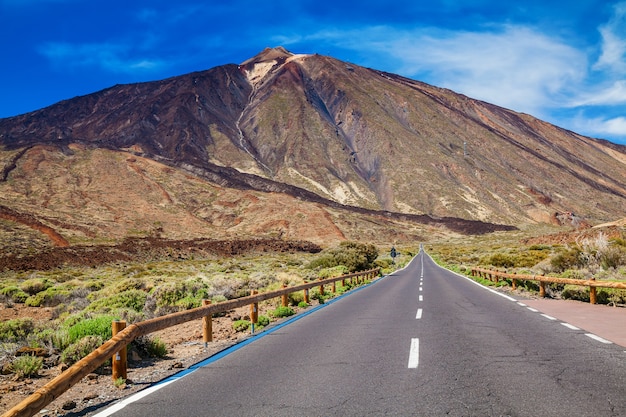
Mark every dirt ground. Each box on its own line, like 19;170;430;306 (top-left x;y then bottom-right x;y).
0;301;310;417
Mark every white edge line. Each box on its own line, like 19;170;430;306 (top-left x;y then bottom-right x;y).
429;254;621;350
585;333;613;344
92;379;178;416
517;302;527;307
408;338;420;368
561;322;580;330
434;257;517;302
540;314;557;321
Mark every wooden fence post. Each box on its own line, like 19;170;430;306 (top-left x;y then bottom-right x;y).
319;279;324;296
250;290;259;332
589;278;597;304
202;299;212;346
332;281;336;294
539;281;546;298
281;284;288;307
111;320;127;382
303;287;310;304
512;273;517;290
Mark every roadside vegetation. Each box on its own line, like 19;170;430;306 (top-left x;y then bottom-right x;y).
428;228;626;306
0;241;405;380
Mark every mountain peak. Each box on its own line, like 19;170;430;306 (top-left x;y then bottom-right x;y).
240;47;294;66
239;46;309;86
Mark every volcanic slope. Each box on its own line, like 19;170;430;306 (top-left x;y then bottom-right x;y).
1;47;626;250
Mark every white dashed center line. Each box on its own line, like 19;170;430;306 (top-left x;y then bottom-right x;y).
408;338;420;368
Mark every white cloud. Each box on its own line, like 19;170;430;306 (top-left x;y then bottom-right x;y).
393;26;586;115
306;25;587;116
593;2;626;73
571;114;626;138
569;80;626;106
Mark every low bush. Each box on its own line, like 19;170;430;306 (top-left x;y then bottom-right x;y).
66;315;116;345
20;278;53;295
482;249;549;269
307;241;378;273
551;248;585;273
132;335;168;359
11;355;43;378
61;335;104;365
287;291;304;306
24;286;75;307
0;318;35;342
270;306;295;318
599;246;626;270
0;286;29;303
147;281;210;315
232;320;251;332
86;290;148;313
317;265;349;279
257;315;270;327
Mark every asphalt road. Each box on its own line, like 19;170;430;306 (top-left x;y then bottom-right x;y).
98;250;626;416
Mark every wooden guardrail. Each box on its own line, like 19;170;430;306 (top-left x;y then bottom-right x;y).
3;268;379;417
471;267;626;304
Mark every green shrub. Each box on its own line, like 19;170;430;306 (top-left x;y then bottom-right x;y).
287;291;304;306
24;286;74;307
308;241;378;273
257;315;270;327
34;328;71;351
232;320;251;332
0;318;35;343
61;335;104;365
20;278;53;295
11;355;43;378
0;286;29;303
483;253;516;268
66;315;116;345
114;278;149;293
133;335;168;359
270;306;295;318
599;247;626;270
551;248;585;272
211;295;228;303
298;301;309;308
174;295;201;310
317;265;349;279
148;281;209;314
87;290;147;313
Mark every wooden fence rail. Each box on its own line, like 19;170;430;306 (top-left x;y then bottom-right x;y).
3;268;380;417
471;267;626;304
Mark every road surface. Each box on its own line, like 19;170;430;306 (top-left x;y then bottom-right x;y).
97;250;626;416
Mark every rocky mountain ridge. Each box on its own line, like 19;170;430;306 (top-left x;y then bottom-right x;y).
1;47;625;250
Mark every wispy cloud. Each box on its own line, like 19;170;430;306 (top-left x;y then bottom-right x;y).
593;2;626;73
299;25;586;116
571;114;626;137
289;9;626;142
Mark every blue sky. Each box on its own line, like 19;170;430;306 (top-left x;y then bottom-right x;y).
1;1;626;145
